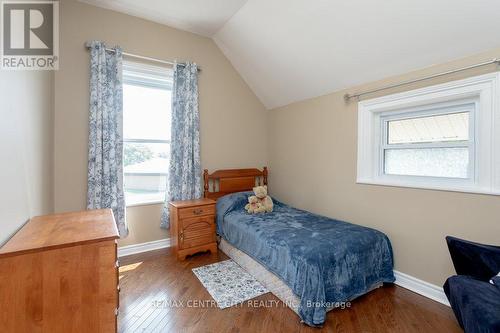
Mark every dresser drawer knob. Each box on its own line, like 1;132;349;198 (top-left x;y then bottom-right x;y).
193;208;203;215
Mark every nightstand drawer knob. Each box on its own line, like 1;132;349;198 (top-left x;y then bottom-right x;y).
193;208;203;215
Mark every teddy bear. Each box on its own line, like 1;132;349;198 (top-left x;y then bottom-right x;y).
245;185;273;213
244;196;262;214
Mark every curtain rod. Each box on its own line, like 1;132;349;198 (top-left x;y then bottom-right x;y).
85;44;201;71
344;58;500;101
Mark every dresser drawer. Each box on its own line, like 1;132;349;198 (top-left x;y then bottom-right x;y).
178;205;215;219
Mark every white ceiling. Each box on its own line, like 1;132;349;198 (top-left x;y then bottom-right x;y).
81;0;500;109
79;0;248;37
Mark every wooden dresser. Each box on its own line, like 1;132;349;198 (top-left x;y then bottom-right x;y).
169;199;217;260
0;209;120;333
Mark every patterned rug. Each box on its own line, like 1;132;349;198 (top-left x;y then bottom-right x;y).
192;259;268;309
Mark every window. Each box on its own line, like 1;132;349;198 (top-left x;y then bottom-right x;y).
357;72;500;195
382;105;474;179
123;62;172;206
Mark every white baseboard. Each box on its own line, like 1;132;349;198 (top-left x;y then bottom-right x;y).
394;270;450;306
117;241;449;306
118;238;170;258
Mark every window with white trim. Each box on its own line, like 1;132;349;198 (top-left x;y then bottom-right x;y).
123;61;173;206
357;72;500;195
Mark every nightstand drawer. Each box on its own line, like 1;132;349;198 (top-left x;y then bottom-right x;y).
178;205;215;219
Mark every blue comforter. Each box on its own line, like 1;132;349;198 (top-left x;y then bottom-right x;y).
216;192;395;326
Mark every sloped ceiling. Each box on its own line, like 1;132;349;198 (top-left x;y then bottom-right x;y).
79;0;248;37
214;0;500;109
81;0;500;109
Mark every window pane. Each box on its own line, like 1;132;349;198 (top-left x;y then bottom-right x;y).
384;147;469;178
124;142;170;205
387;112;469;144
123;84;171;141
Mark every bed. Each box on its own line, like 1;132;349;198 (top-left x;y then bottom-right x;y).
203;167;395;327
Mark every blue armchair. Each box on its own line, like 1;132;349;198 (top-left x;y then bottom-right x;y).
443;236;500;333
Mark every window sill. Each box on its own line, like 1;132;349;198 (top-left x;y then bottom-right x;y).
126;200;164;208
356;178;500;197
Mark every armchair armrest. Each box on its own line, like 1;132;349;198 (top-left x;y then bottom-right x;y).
446;236;500;281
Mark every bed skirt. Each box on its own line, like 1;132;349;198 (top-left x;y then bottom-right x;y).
218;237;383;320
219;237;302;314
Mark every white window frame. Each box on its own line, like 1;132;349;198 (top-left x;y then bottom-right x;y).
357;72;500;196
123;61;173;207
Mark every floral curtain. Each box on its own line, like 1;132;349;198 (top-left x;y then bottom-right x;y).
86;41;127;237
161;62;201;228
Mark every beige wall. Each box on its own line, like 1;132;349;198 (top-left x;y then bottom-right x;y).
268;48;500;286
0;71;54;246
54;0;267;246
49;0;499;284
120;204;164;247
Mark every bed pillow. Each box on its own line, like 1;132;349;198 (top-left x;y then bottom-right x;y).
216;191;252;217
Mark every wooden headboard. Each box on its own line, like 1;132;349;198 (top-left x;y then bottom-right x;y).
203;167;268;200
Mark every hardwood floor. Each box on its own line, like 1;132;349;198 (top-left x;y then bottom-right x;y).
118;248;461;333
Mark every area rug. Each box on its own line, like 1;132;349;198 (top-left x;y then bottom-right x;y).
192;259;268;309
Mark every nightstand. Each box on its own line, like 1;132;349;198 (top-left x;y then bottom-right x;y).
169;198;217;260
